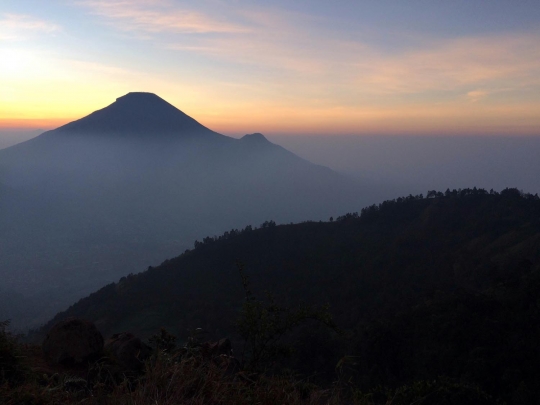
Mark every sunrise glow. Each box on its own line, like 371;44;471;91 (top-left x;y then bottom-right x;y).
1;1;539;136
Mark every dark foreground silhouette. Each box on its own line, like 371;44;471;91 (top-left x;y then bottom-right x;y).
21;188;540;404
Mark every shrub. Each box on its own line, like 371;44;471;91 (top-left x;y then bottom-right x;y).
0;320;25;385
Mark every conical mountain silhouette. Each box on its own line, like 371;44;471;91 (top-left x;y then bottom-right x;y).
53;92;223;140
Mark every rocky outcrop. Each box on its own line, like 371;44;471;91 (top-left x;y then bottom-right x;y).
105;332;152;372
42;318;104;365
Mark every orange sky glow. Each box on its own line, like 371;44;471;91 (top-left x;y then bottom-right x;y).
1;2;539;137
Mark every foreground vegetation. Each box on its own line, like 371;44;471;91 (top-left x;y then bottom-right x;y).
2;322;498;404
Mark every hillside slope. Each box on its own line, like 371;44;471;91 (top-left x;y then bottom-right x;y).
39;188;540;403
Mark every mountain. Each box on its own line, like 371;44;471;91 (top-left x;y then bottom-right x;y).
52;92;224;140
37;188;540;403
0;93;391;329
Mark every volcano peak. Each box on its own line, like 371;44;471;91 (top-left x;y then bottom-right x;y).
52;92;222;140
115;92;164;104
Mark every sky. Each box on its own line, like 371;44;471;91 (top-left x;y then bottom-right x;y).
1;0;540;137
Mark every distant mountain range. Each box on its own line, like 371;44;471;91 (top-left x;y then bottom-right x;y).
0;93;389;329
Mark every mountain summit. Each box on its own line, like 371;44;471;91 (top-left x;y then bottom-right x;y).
52;92;223;140
240;133;270;144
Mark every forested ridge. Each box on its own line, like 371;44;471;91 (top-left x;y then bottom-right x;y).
31;188;540;403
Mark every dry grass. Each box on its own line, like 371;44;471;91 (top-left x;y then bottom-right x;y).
1;334;496;404
0;348;346;405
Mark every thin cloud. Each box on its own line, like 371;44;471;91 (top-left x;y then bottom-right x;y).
149;3;540;102
165;24;540;109
0;14;60;40
353;33;540;97
76;0;249;34
166;8;337;76
467;90;489;102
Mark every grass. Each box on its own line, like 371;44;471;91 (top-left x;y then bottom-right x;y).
0;346;341;405
1;323;499;405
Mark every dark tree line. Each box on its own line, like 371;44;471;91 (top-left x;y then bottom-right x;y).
33;188;540;404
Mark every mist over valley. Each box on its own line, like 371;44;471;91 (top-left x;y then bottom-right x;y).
0;93;388;329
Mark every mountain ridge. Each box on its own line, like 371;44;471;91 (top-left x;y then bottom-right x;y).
44;92;225;141
33;188;540;403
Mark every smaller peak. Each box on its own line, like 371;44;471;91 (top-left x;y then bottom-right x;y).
241;133;269;143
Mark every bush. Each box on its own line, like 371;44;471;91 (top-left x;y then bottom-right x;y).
0;320;25;385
